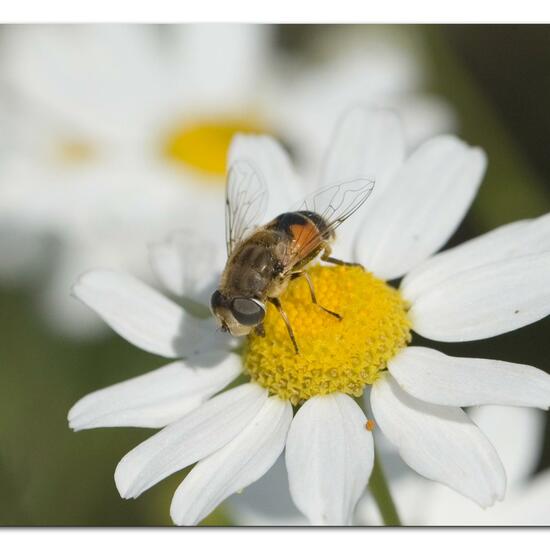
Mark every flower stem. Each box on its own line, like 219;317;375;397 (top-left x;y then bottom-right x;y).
368;450;401;526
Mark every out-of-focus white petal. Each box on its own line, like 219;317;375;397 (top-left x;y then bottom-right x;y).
170;396;292;526
2;25;171;140
361;467;550;526
321;106;405;192
391;94;457;148
68;352;241;430
402;213;550;302
355;136;486;280
396;470;550;526
40;249;113;339
73;269;226;358
469;405;546;488
494;469;550;526
170;24;273;107
320;106;406;259
115;383;267;499
410;252;550;342
389;347;550;409
285;393;374;525
371;374;506;507
149;231;223;306
228;455;307;526
228;134;303;221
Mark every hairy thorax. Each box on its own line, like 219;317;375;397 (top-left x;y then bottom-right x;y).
220;230;287;298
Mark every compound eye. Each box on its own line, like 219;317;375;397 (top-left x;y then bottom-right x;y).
231;298;266;326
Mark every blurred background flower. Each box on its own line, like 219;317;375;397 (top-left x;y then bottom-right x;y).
0;24;452;337
357;405;550;526
0;24;549;526
0;24;272;336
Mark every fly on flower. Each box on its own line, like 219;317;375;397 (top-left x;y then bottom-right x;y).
68;110;550;527
210;160;375;353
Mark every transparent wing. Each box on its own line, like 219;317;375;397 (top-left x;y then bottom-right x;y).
282;177;375;271
293;177;375;226
225;160;268;256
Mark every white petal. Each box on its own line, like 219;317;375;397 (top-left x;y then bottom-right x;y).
389;347;550;409
170;396;292;526
227;134;303;221
320;106;406;260
468;405;546;488
149;230;223;305
410;252;550;342
285;393;374;525
68;352;241;430
73;269;225;358
321;106;405;192
371;374;506;507
402;213;550;302
356;136;486;280
115;383;267;499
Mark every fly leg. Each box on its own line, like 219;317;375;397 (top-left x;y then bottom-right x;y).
321;244;364;269
269;297;299;354
291;271;342;320
254;323;266;337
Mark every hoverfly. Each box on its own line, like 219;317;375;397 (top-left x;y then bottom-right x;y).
210;160;374;354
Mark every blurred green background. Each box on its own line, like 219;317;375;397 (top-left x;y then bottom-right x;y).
1;24;550;525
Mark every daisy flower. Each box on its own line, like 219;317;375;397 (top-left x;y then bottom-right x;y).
68;107;550;525
0;24;453;337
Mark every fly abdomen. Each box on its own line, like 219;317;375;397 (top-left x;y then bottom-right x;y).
269;210;334;240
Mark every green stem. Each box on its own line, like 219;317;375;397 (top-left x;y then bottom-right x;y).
368;450;401;526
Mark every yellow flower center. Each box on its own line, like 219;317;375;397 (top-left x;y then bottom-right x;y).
244;265;412;405
55;140;94;164
163;118;264;178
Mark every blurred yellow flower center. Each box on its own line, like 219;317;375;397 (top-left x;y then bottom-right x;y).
163;118;263;178
56;140;94;164
244;265;412;405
